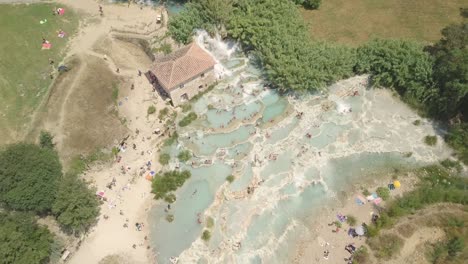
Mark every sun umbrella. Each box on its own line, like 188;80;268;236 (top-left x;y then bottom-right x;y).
393;180;401;188
355;225;365;236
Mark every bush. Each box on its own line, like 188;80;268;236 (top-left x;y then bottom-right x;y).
412;119;421;126
164;193;177;204
0;143;62;213
158;107;169;120
177;150;192;162
440;159;462;173
158;42;172;55
147;105;156;115
163;132;179;147
206;216;214;229
346;215;357;226
151;170;191;201
445;124;468;165
179;112;198;127
447;236;464;257
369;234;404;260
362;189;371;196
52;173;100;234
181;103;192;113
159;153;171;165
424;135;438;146
226;175;235;183
302;0;321;9
201;229;211;241
352;246;370;264
39;131;55;149
376;187;390;201
166;214;174;222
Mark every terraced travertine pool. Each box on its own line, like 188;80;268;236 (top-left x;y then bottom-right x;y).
149;32;450;264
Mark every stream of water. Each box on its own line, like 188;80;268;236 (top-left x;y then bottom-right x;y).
149;32;450;264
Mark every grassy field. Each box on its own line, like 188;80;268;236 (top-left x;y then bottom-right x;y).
0;3;79;143
301;0;466;45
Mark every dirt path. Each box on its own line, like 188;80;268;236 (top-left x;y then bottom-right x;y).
21;1;174;263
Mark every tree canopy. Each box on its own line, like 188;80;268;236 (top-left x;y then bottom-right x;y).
228;0;356;91
151;170;191;202
52;173;100;234
355;39;435;103
426;22;468;120
0;143;62;213
0;212;53;264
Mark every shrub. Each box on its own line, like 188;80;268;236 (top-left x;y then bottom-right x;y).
164;193;177;204
445;124;468;165
179;112;198;127
352;246;370;264
147;105;156;115
302;0;321;10
166;214;174;222
151;170;191;201
369;234;403;260
177;150;192;162
346;215;357;226
376;187;390;201
424;135;438;146
206;216;214;229
181;103;192;113
447;236;464;257
362;189;371;196
158;42;172;55
39;131;55;149
412;119;421;126
158;107;169;120
163;132;179;147
159;153;170;165
226;175;235;183
440;159;462;173
201;230;211;241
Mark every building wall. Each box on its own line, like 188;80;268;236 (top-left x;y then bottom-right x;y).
168;68;216;106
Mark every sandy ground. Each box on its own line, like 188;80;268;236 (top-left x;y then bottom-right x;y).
29;0;172;263
293;172;420;264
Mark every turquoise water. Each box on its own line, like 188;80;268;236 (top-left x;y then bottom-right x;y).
149;32;449;263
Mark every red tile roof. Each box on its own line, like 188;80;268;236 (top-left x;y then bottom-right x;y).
150;43;216;91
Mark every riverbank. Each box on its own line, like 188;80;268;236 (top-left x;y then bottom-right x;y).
293;169;419;263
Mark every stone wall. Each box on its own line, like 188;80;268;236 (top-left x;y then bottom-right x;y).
169;68;216;106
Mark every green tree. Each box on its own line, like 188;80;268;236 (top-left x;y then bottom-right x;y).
426;23;468;120
355;39;434;103
39;131;55;149
52;174;100;234
0;211;53;264
0;143;62;213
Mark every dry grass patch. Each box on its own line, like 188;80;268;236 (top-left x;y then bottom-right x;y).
301;0;466;45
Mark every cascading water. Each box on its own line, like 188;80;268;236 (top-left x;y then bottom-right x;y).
149;31;450;264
